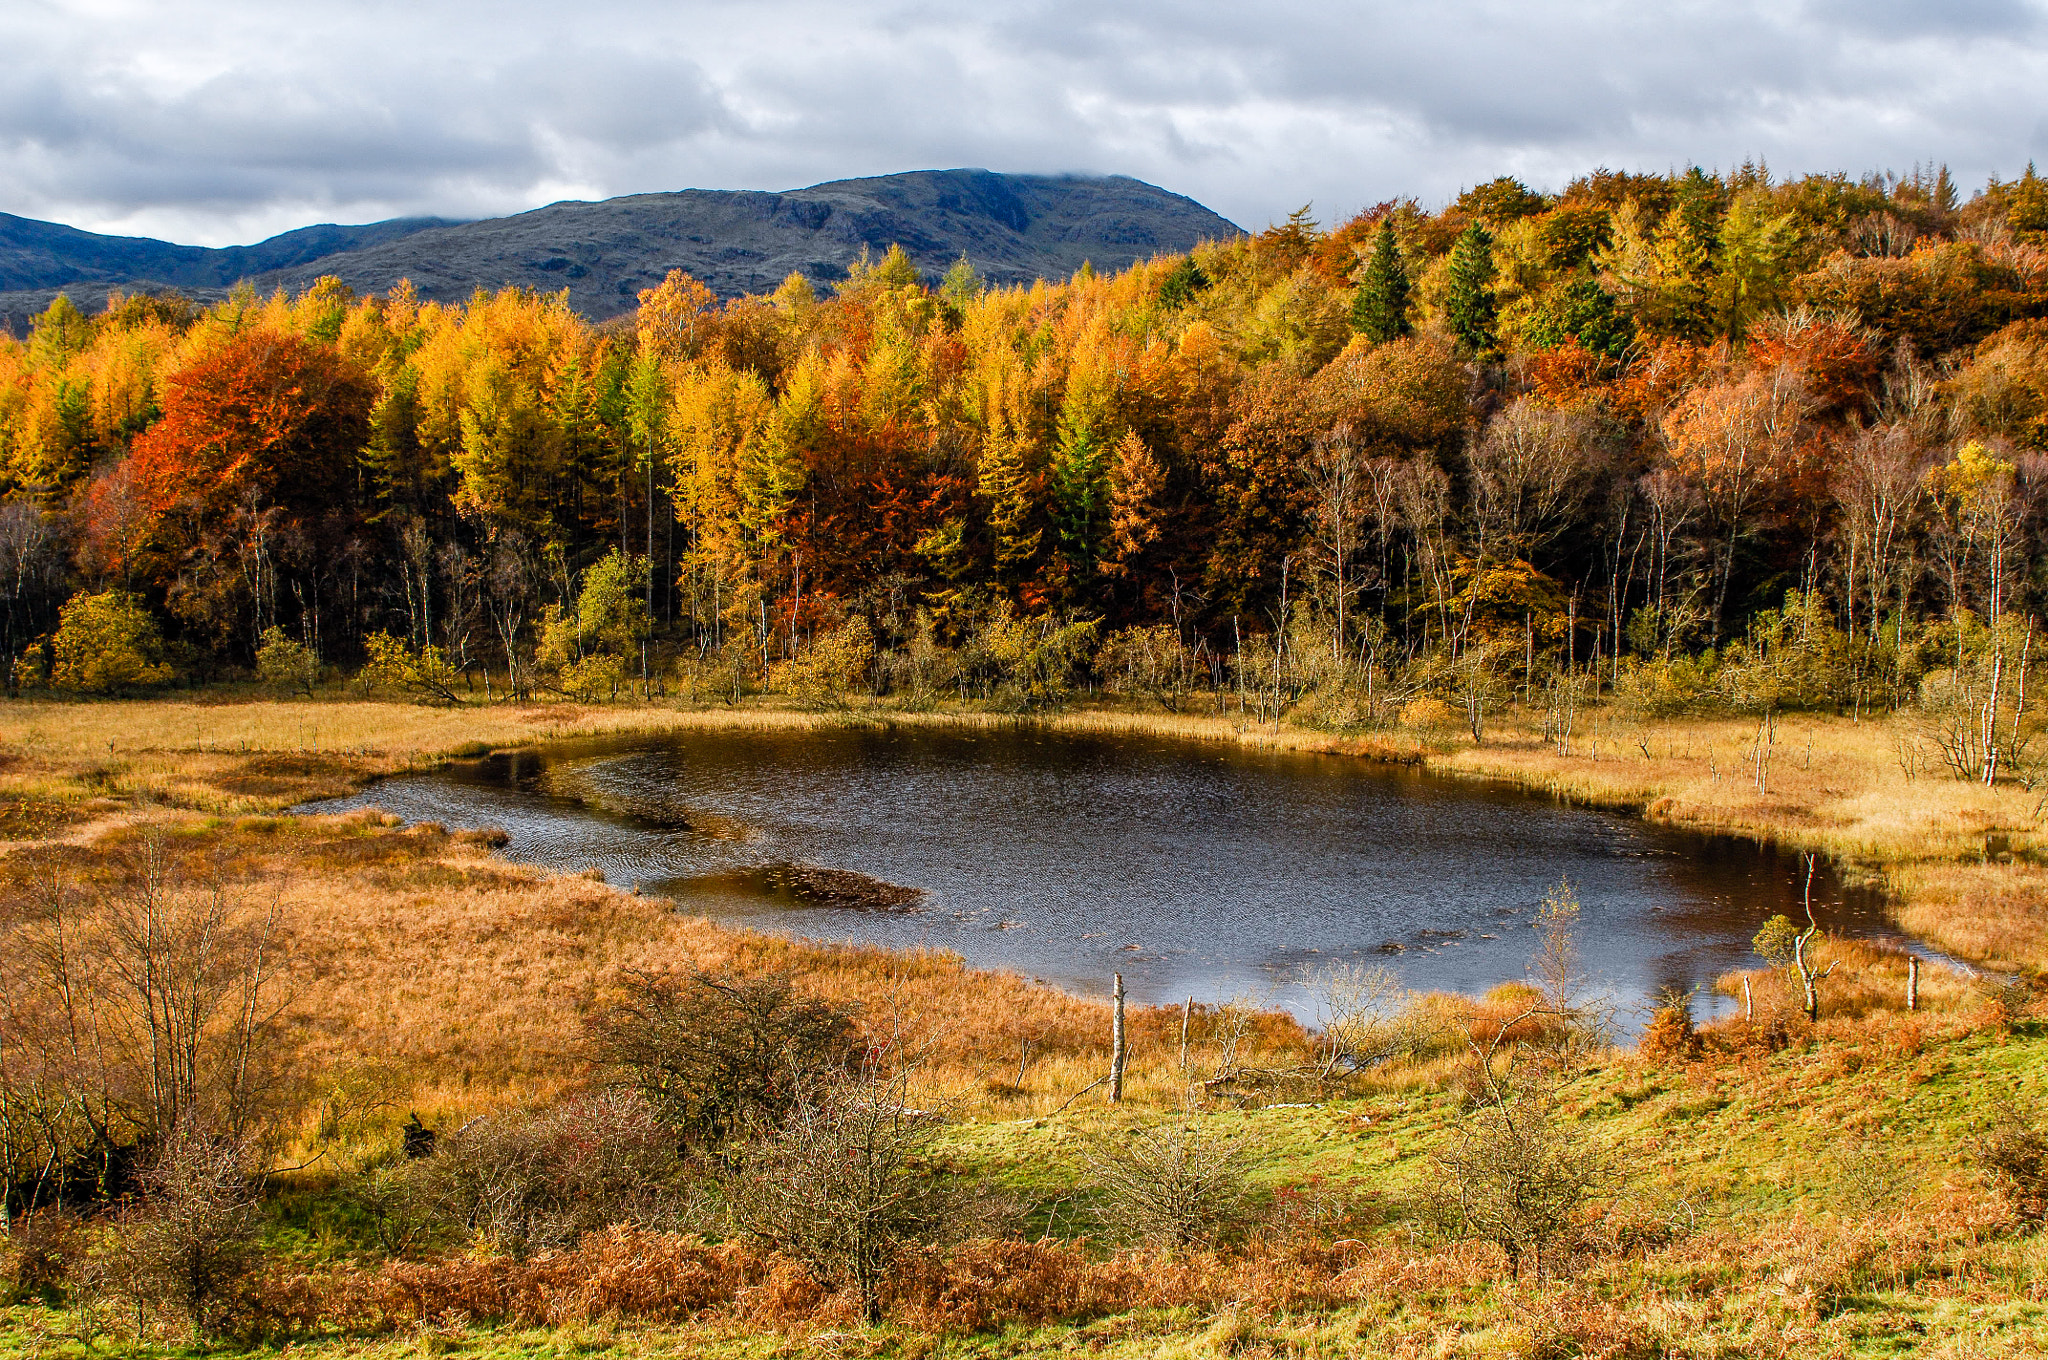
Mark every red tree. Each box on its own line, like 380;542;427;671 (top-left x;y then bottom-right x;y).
129;329;373;526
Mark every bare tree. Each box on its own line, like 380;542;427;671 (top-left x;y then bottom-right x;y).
485;532;535;700
1305;424;1368;664
1660;363;1812;639
1466;397;1601;561
1634;468;1704;661
1834;423;1931;646
1391;457;1462;653
1302;961;1428;1078
0;501;61;685
0;835;291;1198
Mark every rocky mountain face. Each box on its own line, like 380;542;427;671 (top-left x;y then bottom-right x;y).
0;170;1241;330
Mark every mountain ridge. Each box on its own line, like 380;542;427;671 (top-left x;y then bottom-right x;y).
0;170;1242;330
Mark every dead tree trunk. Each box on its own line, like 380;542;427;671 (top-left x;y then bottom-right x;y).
1179;995;1193;1074
1110;973;1127;1103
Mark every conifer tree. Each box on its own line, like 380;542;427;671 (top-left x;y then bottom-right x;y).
1350;221;1412;344
1653;169;1722;340
2010;162;2048;235
977;427;1041;579
1444;222;1499;359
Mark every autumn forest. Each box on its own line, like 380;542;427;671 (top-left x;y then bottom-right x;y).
7;162;2048;727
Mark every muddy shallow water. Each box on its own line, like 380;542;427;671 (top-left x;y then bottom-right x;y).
303;725;1941;1028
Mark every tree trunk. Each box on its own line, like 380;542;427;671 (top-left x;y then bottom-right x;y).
1110;973;1127;1103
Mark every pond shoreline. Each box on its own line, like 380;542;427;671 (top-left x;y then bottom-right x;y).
3;694;2039;975
291;718;1973;1029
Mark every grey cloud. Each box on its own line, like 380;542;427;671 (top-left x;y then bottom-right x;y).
1804;0;2043;38
0;0;2043;245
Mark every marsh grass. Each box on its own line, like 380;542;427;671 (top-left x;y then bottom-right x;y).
0;806;1312;1145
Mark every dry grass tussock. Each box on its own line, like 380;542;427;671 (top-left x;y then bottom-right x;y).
0;807;1308;1130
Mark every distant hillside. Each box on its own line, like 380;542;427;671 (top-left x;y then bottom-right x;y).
0;170;1241;330
0;215;454;318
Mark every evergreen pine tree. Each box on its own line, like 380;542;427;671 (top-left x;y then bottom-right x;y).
1350;221;1412;343
1444;222;1498;359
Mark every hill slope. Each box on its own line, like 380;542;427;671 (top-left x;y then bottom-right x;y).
0;170;1241;329
0;215;453;296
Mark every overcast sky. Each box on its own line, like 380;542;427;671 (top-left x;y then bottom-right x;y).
3;0;2045;246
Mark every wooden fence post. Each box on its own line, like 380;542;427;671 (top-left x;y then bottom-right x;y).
1907;956;1919;1012
1179;995;1193;1074
1110;973;1127;1103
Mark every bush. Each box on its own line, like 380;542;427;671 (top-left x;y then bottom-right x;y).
589;970;857;1150
1637;989;1701;1062
1429;1098;1616;1280
557;651;627;701
1;1210;84;1303
722;1075;958;1320
1975;1099;2048;1224
95;1129;263;1339
393;1090;688;1255
255;626;318;695
777;616;876;706
1084;1115;1258;1248
354;631;460;703
1399;696;1456;731
50;591;174;692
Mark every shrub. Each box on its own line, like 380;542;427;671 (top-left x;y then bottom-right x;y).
394;1090;688;1255
1975;1099;2048;1224
354;631;461;703
255;626;318;695
557;652;626;701
778;616;876;706
589;970;856;1149
1;1210;85;1304
721;1075;958;1320
884;1237;1106;1331
1399;696;1456;731
1637;989;1701;1062
96;1129;263;1339
1084;1115;1258;1248
1428;1098;1617;1280
50;591;174;692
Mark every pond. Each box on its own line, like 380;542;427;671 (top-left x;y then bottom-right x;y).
302;724;1933;1028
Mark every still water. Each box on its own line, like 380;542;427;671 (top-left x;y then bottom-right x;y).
303;725;1930;1026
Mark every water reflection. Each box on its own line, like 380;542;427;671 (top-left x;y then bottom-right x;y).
302;725;1933;1030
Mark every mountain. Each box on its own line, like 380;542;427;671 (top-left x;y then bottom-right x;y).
0;170;1242;330
0;214;453;299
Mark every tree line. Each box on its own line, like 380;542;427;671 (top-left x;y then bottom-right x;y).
8;160;2048;721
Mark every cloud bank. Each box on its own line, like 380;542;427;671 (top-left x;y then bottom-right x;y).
2;0;2044;245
